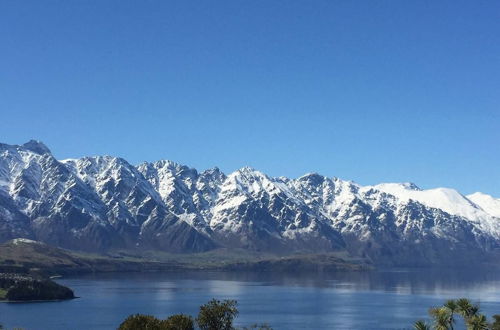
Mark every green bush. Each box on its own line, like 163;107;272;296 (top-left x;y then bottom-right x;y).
118;314;164;330
164;314;194;330
118;298;271;330
196;299;238;330
118;313;194;330
492;315;500;330
414;298;497;330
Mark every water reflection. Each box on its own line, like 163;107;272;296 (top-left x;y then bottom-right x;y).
74;268;500;297
1;269;499;330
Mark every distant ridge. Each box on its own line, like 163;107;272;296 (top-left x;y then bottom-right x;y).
0;140;499;266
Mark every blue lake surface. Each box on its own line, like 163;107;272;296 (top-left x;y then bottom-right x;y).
1;269;500;329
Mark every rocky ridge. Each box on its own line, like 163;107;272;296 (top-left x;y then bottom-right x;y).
1;140;499;266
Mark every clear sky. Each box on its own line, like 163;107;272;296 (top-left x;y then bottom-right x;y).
1;1;499;196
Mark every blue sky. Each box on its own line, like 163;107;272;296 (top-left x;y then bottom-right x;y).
1;1;499;196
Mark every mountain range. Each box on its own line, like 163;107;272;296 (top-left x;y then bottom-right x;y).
1;140;499;266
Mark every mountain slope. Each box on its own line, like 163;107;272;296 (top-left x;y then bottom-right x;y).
372;183;500;237
467;192;500;219
0;142;214;252
0;140;499;266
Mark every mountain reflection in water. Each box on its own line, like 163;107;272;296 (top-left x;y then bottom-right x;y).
1;268;499;330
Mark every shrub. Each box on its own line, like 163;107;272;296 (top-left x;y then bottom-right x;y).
493;315;500;330
164;314;194;330
118;314;164;330
196;299;239;330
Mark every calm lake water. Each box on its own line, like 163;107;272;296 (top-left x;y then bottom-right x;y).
1;269;500;329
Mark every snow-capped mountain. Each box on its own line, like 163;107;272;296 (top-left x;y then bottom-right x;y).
467;192;500;219
1;140;499;266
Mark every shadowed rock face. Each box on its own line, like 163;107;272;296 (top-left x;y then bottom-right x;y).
0;141;499;266
0;142;213;253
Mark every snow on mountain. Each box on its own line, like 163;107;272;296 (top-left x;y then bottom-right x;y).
137;160;225;233
0;141;117;249
467;192;500;218
371;183;500;238
207;167;344;252
371;183;474;217
63;156;165;226
63;156;215;252
1;140;499;266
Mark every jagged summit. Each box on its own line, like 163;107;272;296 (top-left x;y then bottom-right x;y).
297;172;327;184
0;140;499;266
21;140;51;155
0;140;51;155
235;166;260;175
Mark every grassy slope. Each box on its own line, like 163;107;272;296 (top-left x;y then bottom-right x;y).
128;248;369;271
0;241;181;275
0;240;370;276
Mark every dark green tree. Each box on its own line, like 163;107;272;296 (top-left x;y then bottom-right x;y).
429;306;452;330
413;298;500;330
196;299;239;330
413;320;430;330
443;299;459;330
465;314;488;330
163;314;194;330
456;298;479;321
118;314;164;330
492;315;500;330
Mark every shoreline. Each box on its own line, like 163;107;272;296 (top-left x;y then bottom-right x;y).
0;296;80;303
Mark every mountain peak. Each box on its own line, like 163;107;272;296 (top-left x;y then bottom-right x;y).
400;182;421;191
238;166;257;173
201;166;225;177
297;172;326;184
22;140;51;155
230;166;267;179
375;182;421;192
2;139;500;264
468;192;497;200
467;192;500;218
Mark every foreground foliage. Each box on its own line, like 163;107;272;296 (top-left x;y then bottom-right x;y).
196;299;238;330
414;298;500;330
118;299;271;330
118;313;194;330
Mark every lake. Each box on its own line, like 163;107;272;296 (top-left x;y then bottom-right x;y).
1;269;500;329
